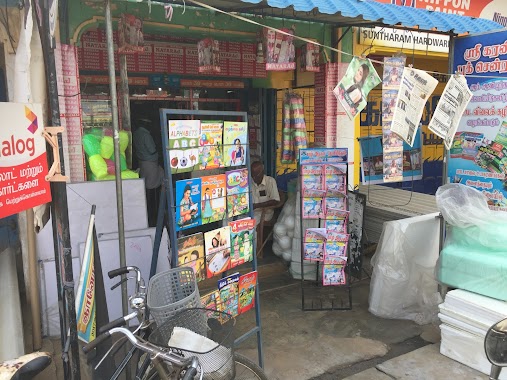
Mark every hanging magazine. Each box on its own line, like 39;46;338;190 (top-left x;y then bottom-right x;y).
218;272;240;318
229;218;256;268
168;120;200;173
322;264;346;286
224;122;248;167
204;227;231;278
238;271;258;315
226;168;250;217
201;174;226;224
175;178;201;231
303;228;326;261
177;232;206;281
199;121;224;170
301;164;325;197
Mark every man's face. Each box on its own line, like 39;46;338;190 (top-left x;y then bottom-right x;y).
251;166;264;185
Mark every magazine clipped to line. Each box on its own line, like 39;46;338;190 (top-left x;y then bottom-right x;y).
390;67;438;147
428;74;473;150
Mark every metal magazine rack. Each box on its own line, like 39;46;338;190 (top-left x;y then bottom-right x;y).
299;148;353;311
151;109;264;367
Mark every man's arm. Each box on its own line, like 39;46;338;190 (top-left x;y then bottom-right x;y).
253;199;279;209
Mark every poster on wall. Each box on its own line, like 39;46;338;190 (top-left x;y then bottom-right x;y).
198;38;221;74
391;67;438;147
301;42;320;72
359;129;423;185
0;103;52;219
451;29;507;210
264;28;296;71
118;13;144;54
333;57;381;119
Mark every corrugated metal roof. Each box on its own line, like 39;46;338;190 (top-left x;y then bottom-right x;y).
234;0;503;35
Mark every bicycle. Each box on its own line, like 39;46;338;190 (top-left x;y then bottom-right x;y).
84;308;267;380
0;351;52;380
85;266;267;380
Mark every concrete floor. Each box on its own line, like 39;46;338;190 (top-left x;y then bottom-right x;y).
30;254;492;380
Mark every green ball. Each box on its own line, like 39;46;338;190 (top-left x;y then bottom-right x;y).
82;134;101;156
88;154;108;179
121;170;139;179
119;131;129;153
100;136;114;159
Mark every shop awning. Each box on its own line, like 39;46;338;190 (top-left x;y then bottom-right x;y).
197;0;503;35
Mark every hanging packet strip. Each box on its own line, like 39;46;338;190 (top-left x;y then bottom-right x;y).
301;164;325;197
333;57;381;120
391;67;438;147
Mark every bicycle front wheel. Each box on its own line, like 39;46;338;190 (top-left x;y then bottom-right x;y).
234;353;268;380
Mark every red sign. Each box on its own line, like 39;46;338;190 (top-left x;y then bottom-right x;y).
0;103;52;218
373;0;497;18
118;13;144;54
77;30;267;78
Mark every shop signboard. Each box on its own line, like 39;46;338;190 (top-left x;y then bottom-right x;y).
359;27;450;54
450;29;507;210
374;0;507;25
0;103;52;218
118;13;144;54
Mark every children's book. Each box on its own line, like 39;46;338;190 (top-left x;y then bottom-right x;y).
324;242;348;264
325;164;347;196
199;121;224;170
325;218;349;234
201;174;226;224
301;164;325;197
168;120;200;173
204;227;231;278
200;290;222;317
223;122;248;167
325;233;349;265
462;132;485;160
177;232;206;281
322;264;346;286
229;218;256;268
218;272;240;318
302;197;324;219
325;196;347;218
238;271;258;315
226;168;250;218
303;228;326;261
175;178;201;231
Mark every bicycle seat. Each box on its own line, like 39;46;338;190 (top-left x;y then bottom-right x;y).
0;352;52;380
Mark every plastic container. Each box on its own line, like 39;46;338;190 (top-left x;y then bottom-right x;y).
149;308;235;380
147;267;201;326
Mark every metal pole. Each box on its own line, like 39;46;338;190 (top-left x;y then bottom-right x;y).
26;209;42;350
104;0;129;318
35;0;81;377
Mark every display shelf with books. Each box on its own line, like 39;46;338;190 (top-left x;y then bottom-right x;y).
151;109;264;368
299;148;352;311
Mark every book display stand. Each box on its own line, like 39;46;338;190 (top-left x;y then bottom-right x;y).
299;148;353;311
151;109;264;367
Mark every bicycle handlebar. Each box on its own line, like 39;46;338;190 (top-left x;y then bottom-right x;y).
97;311;138;335
108;266;133;279
83;327;198;375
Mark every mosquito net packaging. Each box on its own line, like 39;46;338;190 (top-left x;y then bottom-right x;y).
436;184;507;300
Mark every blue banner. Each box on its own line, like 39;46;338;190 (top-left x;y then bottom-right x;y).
451;30;507;210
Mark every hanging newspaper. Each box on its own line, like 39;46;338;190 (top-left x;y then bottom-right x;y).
428;74;472;150
333;57;381;119
391;67;438;147
382;56;405;154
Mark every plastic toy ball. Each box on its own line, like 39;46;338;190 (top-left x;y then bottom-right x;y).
89;154;108;179
82;134;101;157
119;131;129;152
100;136;114;159
121;170;139;179
105;158;115;175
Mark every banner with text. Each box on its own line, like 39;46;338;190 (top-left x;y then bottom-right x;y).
451;29;507;210
0;103;51;218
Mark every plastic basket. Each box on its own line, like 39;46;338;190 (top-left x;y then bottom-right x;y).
149;308;236;380
147;267;201;326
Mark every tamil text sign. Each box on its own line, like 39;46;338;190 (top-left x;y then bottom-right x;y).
0;103;51;218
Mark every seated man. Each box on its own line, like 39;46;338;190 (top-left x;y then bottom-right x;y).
251;161;280;226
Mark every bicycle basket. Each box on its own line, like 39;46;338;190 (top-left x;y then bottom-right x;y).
149;308;236;380
147;267;201;326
